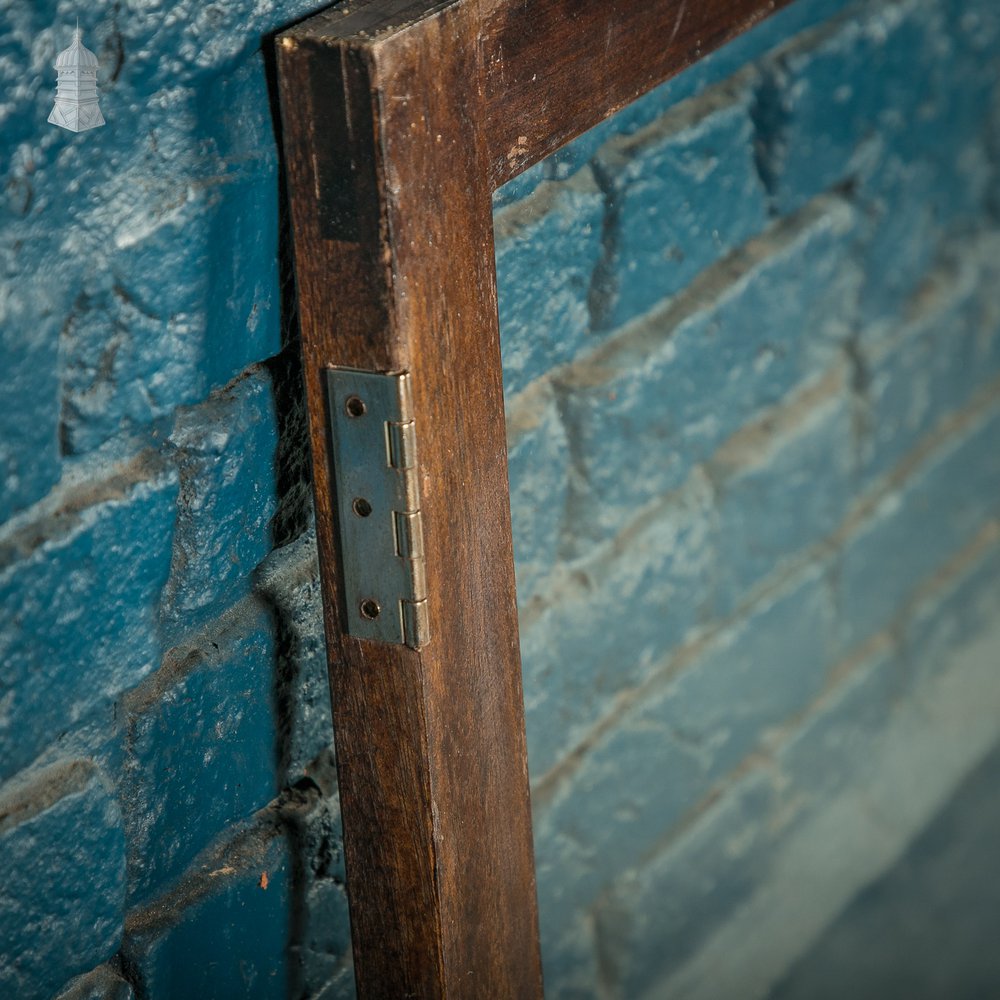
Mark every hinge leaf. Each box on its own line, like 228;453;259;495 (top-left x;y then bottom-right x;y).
326;367;430;649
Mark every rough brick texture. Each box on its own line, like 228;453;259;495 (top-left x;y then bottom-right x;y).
549;196;860;553
590;80;769;331
0;469;178;782
496;0;1000;996
1;0;999;997
0;2;348;997
0;761;126;998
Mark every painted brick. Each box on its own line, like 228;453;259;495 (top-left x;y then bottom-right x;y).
860;235;1000;484
0;7;87;505
857;144;993;324
532;567;834;935
889;0;999;184
755;0;998;318
522;473;715;779
283;795;353;1000
294;879;354;1000
58;227;208;457
904;539;1000;690
541;0;853;181
591;81;768;330
0;469;177;781
313;969;357;1000
192;56;287;390
664;0;853;104
0;760;126;1000
160;369;280;639
55;965;135;1000
855;153;947;325
255;531;334;788
944;0;1000;66
121;605;278;904
591;643;901;999
710;373;856;614
593;770;779;999
506;383;571;605
557;197;859;551
492;159;548;209
1;2;318;460
777;643;904;797
766;744;1000;1000
0;311;60;520
755;3;934;216
537;915;599;1000
837;403;1000;652
594;611;1000;1000
852;0;1000;321
61;86;285;455
131;832;291;1000
495;170;605;398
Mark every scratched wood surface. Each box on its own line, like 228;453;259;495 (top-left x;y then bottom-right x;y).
276;0;788;995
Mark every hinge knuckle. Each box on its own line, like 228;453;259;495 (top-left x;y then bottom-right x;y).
402;599;430;649
409;557;427;601
326;367;430;649
387;420;418;470
394;509;425;559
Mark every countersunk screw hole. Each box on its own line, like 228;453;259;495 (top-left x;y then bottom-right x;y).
360;598;380;620
352;497;372;518
345;395;366;417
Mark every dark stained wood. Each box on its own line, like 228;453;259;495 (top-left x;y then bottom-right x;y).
480;0;795;185
276;36;448;999
277;7;541;997
276;0;786;994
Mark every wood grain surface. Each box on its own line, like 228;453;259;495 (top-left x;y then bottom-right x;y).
276;0;787;994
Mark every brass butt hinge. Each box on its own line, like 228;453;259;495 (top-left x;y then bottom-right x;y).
325;368;429;649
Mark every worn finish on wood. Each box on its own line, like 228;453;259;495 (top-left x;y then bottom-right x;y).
276;0;787;995
481;0;793;184
277;35;447;998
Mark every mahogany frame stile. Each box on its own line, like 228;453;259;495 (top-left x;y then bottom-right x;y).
275;0;791;995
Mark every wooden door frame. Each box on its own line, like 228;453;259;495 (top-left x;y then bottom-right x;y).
275;1;791;994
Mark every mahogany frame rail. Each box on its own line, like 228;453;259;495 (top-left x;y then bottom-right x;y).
276;1;791;994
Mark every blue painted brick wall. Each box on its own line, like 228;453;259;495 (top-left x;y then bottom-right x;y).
495;0;1000;995
0;761;126;998
551;196;860;552
591;80;769;331
0;2;351;997
1;0;999;997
